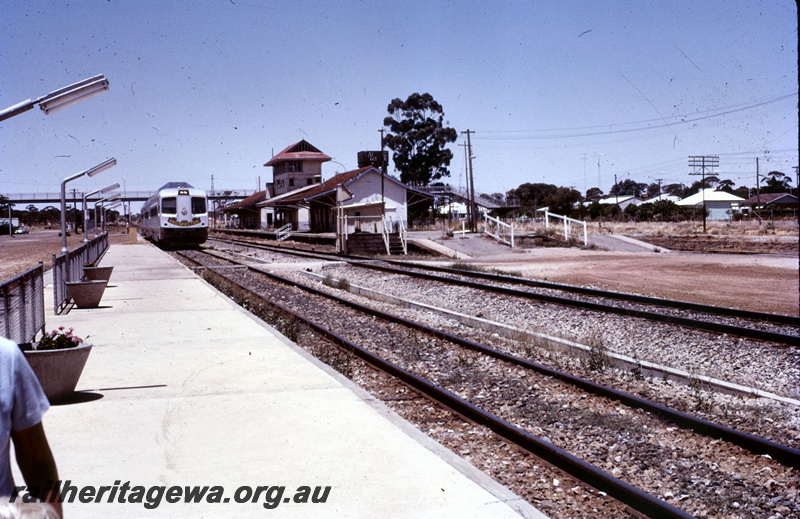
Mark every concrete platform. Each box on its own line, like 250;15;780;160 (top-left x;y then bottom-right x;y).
20;242;544;518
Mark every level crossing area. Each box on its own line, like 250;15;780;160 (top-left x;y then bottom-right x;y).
16;241;542;518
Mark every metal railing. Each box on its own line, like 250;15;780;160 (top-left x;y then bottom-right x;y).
52;233;109;314
545;211;588;246
383;216;408;255
0;263;46;344
276;223;293;241
483;214;515;248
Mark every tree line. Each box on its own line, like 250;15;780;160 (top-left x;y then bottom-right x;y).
382;92;796;221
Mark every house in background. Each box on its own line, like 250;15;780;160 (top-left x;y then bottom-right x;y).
636;194;681;205
676;188;745;220
739;192;798;214
598;194;643;212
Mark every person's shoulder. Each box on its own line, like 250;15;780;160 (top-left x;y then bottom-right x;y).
0;337;19;353
0;337;18;356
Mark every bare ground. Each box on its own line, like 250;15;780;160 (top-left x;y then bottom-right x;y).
0;226;131;280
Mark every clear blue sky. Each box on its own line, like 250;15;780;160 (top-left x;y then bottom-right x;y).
1;0;797;206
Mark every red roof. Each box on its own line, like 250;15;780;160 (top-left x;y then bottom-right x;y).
263;140;332;167
223;190;268;212
740;193;798;206
275;167;373;204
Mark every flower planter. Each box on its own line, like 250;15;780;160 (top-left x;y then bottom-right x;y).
23;343;93;402
66;280;108;308
82;265;114;282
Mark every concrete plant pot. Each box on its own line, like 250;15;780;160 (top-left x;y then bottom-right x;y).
23;343;93;402
66;280;108;308
82;265;114;282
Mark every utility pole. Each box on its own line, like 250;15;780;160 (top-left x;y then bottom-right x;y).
462;129;476;232
756;157;761;208
210;175;215;230
653;178;663;198
458;143;470;225
379;128;386;224
688;155;719;233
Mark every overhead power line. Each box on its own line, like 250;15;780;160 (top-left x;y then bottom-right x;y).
475;92;797;140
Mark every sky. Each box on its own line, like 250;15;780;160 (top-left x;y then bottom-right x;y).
1;0;797;211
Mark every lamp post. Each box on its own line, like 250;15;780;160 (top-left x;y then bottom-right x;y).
102;201;123;234
0;74;110;122
61;158;116;254
83;183;120;243
94;195;120;238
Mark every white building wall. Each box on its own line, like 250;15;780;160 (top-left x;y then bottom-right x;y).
343;170;409;225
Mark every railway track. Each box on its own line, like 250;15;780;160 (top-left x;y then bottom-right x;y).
175;246;800;518
207;236;800;347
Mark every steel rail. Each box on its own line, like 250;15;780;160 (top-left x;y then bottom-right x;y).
192;248;800;468
352;261;800;347
236;260;800;469
179;250;696;518
209;236;800;334
388;260;800;327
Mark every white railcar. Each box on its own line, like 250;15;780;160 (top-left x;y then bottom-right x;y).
140;182;208;246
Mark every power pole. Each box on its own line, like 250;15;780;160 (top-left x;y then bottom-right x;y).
379;128;386;223
756;157;761;208
210;175;215;230
688;155;719;233
653;178;663;197
463;129;476;232
458;143;470;225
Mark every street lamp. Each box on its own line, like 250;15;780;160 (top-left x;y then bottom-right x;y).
0;74;110;122
61;158;117;254
102;201;123;234
94;195;120;238
83;183;120;243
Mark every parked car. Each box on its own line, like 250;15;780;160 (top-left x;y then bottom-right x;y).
13;226;29;234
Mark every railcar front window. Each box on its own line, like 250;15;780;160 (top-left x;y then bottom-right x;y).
191;197;207;214
161;197;177;215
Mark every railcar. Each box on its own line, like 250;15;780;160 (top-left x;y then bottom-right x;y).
140;182;208;246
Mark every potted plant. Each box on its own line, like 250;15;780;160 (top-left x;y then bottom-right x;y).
21;327;93;402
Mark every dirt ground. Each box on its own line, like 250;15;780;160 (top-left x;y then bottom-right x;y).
474;247;798;316
0;226;132;280
2;225;798;316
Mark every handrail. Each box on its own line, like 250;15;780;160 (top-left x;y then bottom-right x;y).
544;211;588;246
396;217;407;255
276;223;293;241
53;233;109;314
384;217;408;255
381;217;390;255
483;214;514;248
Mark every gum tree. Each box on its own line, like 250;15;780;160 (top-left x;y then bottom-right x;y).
382;93;458;187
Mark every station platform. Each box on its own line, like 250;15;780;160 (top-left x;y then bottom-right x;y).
22;242;545;518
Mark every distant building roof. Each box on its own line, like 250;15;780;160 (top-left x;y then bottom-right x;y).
223;190;269;212
636;194;681;205
263;140;332;167
676;188;745;206
740;192;798;207
598;195;637;205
